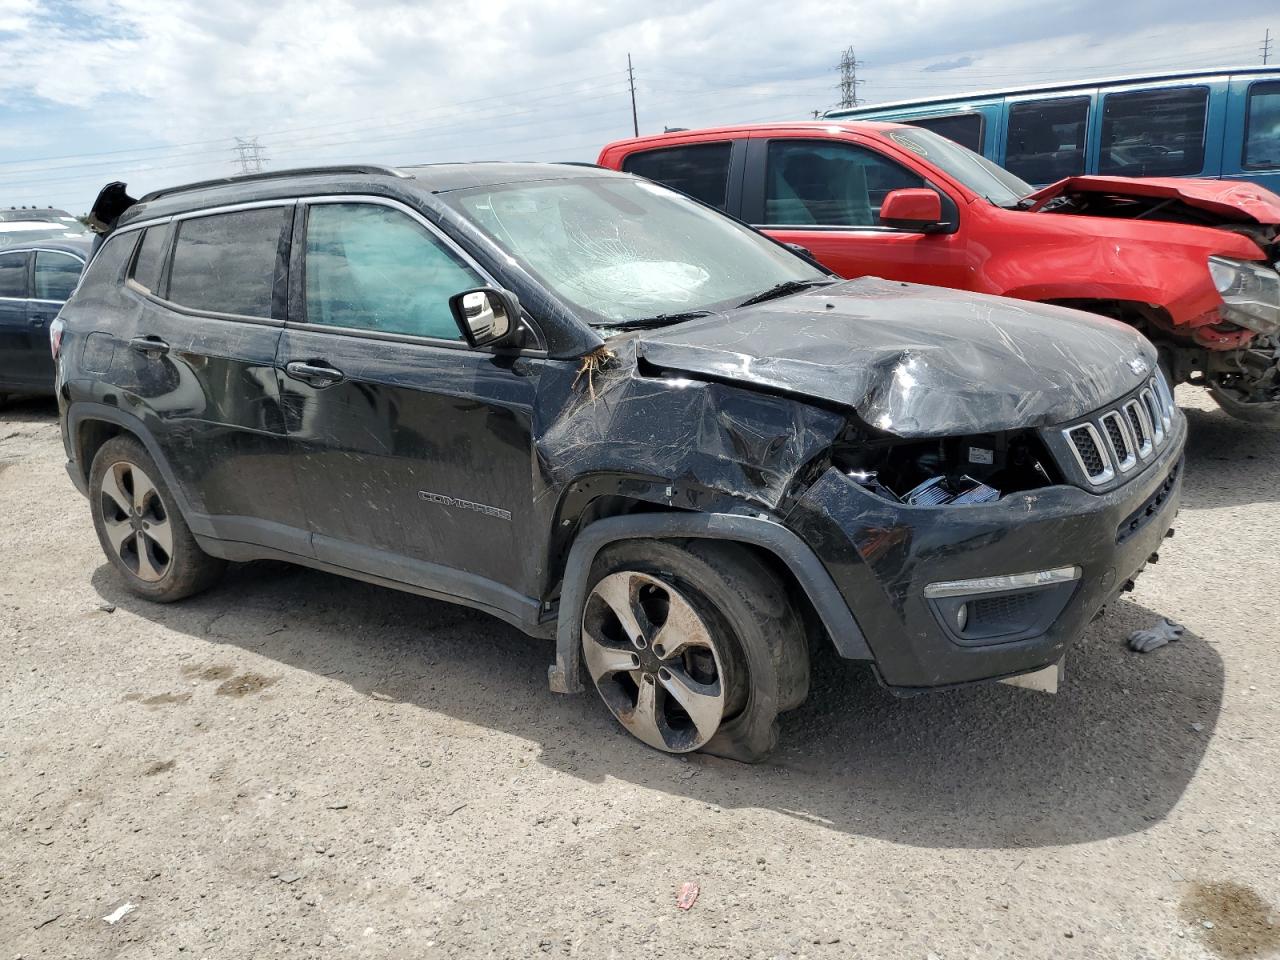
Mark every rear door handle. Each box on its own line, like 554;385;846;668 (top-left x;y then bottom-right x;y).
128;336;170;358
285;360;345;388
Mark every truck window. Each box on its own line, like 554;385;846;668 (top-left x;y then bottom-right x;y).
166;208;287;318
1005;97;1089;184
907;114;983;153
763;140;924;227
1099;86;1209;177
1244;81;1280;170
622;143;733;210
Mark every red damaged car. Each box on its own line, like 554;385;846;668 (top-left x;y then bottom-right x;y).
598;122;1280;421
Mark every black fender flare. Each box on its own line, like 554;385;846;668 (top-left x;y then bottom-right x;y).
548;512;873;694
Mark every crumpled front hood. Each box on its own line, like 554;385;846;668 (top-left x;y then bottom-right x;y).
1027;175;1280;226
634;277;1158;438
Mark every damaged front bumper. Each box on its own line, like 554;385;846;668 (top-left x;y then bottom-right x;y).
784;409;1187;691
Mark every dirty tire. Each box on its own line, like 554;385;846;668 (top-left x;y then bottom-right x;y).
89;435;225;602
582;538;808;763
1207;381;1280;425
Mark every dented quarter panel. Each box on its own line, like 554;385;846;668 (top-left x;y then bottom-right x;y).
635;277;1158;437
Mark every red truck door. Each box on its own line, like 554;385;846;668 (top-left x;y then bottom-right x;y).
741;132;973;289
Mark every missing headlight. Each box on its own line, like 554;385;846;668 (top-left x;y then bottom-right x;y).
832;429;1061;504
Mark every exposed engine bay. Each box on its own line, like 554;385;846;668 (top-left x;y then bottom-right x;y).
822;429;1061;506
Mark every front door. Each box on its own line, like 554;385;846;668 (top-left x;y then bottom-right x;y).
279;198;543;615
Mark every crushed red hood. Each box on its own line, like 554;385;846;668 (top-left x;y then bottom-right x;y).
1028;176;1280;226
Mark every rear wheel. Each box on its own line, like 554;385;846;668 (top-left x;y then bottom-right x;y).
89;436;225;602
581;539;808;763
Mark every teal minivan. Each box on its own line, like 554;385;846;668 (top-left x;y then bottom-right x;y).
827;66;1280;193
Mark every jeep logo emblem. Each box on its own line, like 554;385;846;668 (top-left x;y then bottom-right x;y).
1128;357;1150;377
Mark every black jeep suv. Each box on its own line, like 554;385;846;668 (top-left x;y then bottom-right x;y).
55;163;1185;760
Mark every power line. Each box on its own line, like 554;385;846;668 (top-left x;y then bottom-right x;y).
836;47;864;109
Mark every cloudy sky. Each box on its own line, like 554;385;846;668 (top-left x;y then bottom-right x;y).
0;0;1274;213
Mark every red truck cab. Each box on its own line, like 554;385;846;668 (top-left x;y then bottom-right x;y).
598;122;1280;421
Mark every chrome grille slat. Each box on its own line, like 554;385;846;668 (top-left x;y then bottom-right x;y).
1059;369;1175;489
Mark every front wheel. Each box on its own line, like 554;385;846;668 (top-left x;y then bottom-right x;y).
1208;378;1280;425
580;539;808;763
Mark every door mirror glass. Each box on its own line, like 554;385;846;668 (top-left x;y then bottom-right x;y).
878;188;944;231
449;287;519;348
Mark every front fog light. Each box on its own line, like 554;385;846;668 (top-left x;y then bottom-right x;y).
925;566;1082;647
924;566;1081;599
955;603;969;632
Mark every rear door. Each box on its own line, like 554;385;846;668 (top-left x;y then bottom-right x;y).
743;133;971;288
110;205;308;553
0;250;32;390
619;140;745;216
278;196;545;612
25;249;85;390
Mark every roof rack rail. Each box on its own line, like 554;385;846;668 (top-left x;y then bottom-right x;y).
138;165;411;203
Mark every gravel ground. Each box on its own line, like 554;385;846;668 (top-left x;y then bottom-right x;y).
1;388;1277;960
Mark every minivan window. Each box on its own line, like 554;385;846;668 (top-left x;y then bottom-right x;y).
303;203;481;340
1244;81;1280;170
1005;96;1090;184
33;251;81;301
1099;86;1208;177
167;208;287;318
887;126;1032;207
622;143;735;210
0;251;26;298
907;113;984;153
443;177;824;326
130;225;169;293
764;140;924;226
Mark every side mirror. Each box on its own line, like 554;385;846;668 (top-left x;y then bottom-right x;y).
449;287;521;348
879;188;945;232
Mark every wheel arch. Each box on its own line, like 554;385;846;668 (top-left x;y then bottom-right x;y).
548;512;873;695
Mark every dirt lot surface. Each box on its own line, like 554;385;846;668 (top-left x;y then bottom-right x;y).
2;389;1277;960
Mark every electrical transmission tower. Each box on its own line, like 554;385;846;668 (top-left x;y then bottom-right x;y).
1263;28;1273;65
836;47;863;109
233;137;268;174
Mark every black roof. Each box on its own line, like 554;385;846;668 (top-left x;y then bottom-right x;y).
118;162;628;229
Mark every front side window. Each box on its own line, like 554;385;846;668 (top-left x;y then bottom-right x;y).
764;140;925;227
303;203;482;340
442;177;824;325
1005;97;1090;184
908;114;984;153
0;251;27;298
167;207;287;318
1099;86;1209;177
1245;81;1280;170
622;143;734;210
33;252;81;301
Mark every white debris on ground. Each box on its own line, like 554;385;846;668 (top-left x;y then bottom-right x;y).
1127;618;1186;653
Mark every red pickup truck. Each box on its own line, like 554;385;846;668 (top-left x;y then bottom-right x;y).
598;122;1280;422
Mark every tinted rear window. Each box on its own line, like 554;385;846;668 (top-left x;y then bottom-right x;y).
1099;86;1208;177
622;142;734;210
0;251;26;298
167;208;286;318
1245;81;1280;170
907;114;984;153
34;251;82;301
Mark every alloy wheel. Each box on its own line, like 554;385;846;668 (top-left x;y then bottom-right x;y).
582;570;729;753
99;460;174;583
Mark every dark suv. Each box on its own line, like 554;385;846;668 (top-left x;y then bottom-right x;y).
56;163;1185;761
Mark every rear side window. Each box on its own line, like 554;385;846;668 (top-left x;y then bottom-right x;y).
622;143;734;210
1099;86;1208;177
1244;81;1280;170
303;203;482;340
167;208;287;318
33;251;81;301
1005;97;1090;184
763;139;924;227
129;225;169;293
908;114;984;153
0;251;26;298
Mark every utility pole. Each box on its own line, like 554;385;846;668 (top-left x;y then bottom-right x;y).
233;136;267;174
627;54;639;137
1263;28;1273;65
836;46;863;109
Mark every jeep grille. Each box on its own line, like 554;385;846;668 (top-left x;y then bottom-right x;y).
1062;375;1175;487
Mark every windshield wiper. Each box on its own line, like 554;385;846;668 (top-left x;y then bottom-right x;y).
604;310;713;330
736;278;834;308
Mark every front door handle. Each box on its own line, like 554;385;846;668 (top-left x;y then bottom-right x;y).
285;360;345;388
128;336;170;359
